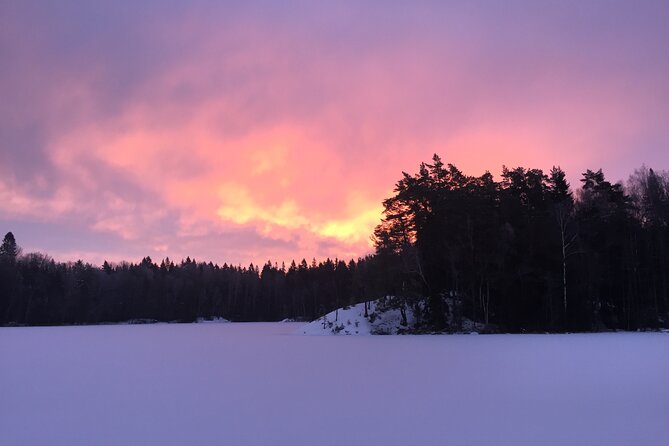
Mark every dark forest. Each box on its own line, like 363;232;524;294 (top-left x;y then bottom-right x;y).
2;155;668;332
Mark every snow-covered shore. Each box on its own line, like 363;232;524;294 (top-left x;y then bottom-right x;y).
300;298;485;335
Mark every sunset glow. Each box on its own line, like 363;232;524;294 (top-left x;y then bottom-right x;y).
1;1;668;266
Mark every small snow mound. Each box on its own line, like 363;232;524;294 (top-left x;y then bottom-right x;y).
196;317;231;324
300;296;488;335
126;318;159;325
300;300;415;335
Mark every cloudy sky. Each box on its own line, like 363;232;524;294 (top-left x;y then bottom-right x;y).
1;0;668;266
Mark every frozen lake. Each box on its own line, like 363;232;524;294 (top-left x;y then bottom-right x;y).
1;323;668;445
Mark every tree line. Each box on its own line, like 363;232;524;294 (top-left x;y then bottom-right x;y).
1;155;668;331
0;235;388;325
374;156;669;331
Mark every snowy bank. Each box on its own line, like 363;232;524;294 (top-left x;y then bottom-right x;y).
195;317;231;324
300;301;411;335
300;297;486;335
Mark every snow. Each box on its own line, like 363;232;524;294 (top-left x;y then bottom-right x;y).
1;324;667;445
300;299;484;335
300;301;416;335
196;317;231;324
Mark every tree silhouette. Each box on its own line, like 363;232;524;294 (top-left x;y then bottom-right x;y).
0;232;20;260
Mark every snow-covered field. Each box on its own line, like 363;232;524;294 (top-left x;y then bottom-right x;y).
1;324;667;446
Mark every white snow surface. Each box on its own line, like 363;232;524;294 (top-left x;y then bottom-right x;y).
301;299;484;335
196;316;231;324
1;324;668;446
301;301;416;335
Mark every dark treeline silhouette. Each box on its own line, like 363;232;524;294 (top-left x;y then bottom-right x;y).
374;155;669;331
1;155;668;331
0;245;390;325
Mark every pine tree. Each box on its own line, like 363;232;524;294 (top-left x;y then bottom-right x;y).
0;232;20;260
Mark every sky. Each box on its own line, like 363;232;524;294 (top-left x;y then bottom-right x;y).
1;1;668;267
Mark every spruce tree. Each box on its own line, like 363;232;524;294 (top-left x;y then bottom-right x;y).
0;232;19;260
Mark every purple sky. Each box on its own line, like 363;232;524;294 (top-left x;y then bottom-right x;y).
1;1;668;266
